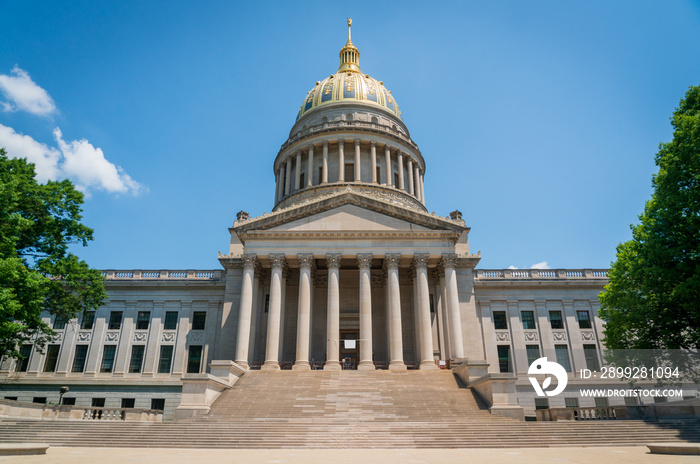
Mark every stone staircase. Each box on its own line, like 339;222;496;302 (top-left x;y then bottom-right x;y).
0;370;698;448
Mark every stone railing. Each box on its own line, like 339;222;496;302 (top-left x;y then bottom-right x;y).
537;407;618;421
83;407;162;422
475;269;609;280
101;270;223;281
0;399;162;422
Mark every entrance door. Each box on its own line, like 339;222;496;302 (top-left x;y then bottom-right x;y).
339;331;358;370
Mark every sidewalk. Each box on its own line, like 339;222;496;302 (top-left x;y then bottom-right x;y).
0;446;696;464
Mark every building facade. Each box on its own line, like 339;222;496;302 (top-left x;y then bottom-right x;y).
1;21;624;421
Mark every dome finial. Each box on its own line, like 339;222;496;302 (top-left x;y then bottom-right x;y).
338;18;361;73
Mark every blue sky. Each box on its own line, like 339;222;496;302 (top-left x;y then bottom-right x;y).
1;1;699;271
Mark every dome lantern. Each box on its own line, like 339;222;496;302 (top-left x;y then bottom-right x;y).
338;18;361;73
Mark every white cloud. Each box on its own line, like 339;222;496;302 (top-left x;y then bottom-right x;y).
0;124;61;182
507;265;518;270
530;261;551;269
0;124;144;196
0;67;56;116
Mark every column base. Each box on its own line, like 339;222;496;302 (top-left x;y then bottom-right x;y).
388;361;407;371
235;361;250;370
357;361;375;371
292;361;310;371
323;361;341;371
419;361;439;370
261;361;280;371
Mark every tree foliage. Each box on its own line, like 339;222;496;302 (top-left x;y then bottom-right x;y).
599;85;700;355
0;148;105;360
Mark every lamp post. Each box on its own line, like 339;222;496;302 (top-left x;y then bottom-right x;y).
59;386;69;405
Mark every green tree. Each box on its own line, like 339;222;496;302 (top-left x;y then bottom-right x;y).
599;86;700;368
0;148;106;361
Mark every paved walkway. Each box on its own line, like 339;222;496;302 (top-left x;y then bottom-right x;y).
0;446;696;463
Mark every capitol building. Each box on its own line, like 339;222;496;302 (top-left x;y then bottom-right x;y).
2;20;629;423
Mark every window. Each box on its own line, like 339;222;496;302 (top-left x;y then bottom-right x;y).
625;396;640;406
577;310;592;329
594;397;609;408
187;345;202;373
583;344;600;371
318;166;323;183
151;398;165;411
53;315;67;330
92;398;105;407
493;311;508;330
497;345;511;373
264;295;269;313
376;166;381;182
344;164;354;182
654;396;668;404
565;398;579;408
4;397;18;401
121;398;135;408
164;311;178;330
100;345;117;373
526;345;541;365
158;345;174;374
129;345;145;373
299;173;305;188
555;345;572;372
394;173;399;187
549;311;564;329
62;397;76;406
108;311;123;330
43;344;60;372
521;311;536;330
33;397;47;404
16;344;32;372
72;345;89;373
429;294;435;314
192;312;206;330
81;311;95;330
136;311;151;330
534;398;549;410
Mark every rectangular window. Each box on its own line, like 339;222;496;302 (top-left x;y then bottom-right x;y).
33;397;47;404
158;345;174;374
555;345;572;372
565;398;579;408
43;344;60;372
497;345;511;373
136;311;151;330
625;396;640;406
108;311;123;330
299;173;305;188
549;311;564;329
577;310;592;329
344;164;354;182
429;294;435;314
62;397;76;406
521;311;536;330
493;311;508;330
192;312;206;330
151;398;165;411
594;397;609;408
53;315;67;330
4;397;18;401
376;166;381;182
81;311;95;330
17;344;32;372
92;398;105;407
129;345;145;373
121;398;135;408
100;345;117;373
264;295;269;313
583;344;600;371
164;311;178;330
393;173;399;187
534;398;549;410
654;396;668;404
526;345;541;365
72;345;89;373
187;345;202;373
318;166;323;183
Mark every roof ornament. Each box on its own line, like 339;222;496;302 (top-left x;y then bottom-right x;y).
347;18;352;44
338;18;361;73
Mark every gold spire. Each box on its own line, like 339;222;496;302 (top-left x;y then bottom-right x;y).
338;18;361;73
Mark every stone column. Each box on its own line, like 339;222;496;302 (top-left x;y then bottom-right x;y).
285;158;292;195
397;152;405;191
414;254;438;369
262;254;285;370
293;254;314;370
295;151;302;191
370;141;377;183
407;158;414;195
384;146;392;186
419;172;425;203
338;140;345;182
322;140;329;184
442;254;465;359
306;146;314;187
414;165;421;200
274;169;281;203
385;253;406;370
234;254;257;369
357;253;375;370
354;139;361;182
324;254;342;370
434;266;450;359
278;266;290;361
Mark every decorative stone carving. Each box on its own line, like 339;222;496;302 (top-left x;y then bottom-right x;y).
133;332;147;342
495;331;510;342
242;254;257;269
326;253;342;269
105;331;119;342
581;331;595;341
297;253;315;269
384;253;401;270
371;273;385;288
441;253;457;269
524;331;539;342
412;253;429;269
188;332;203;342
52;332;63;342
269;253;286;269
357;253;373;269
162;332;175;342
552;331;567;342
77;331;91;342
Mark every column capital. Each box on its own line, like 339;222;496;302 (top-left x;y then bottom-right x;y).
337;139;344;147
270;253;286;269
242;254;257;269
441;253;457;269
370;140;376;148
412;253;429;269
307;144;314;152
354;139;361;146
384;253;401;270
357;253;373;269
326;253;342;269
297;253;315;270
322;139;329;147
397;151;403;159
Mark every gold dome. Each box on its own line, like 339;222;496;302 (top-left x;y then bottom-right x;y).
295;19;402;122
